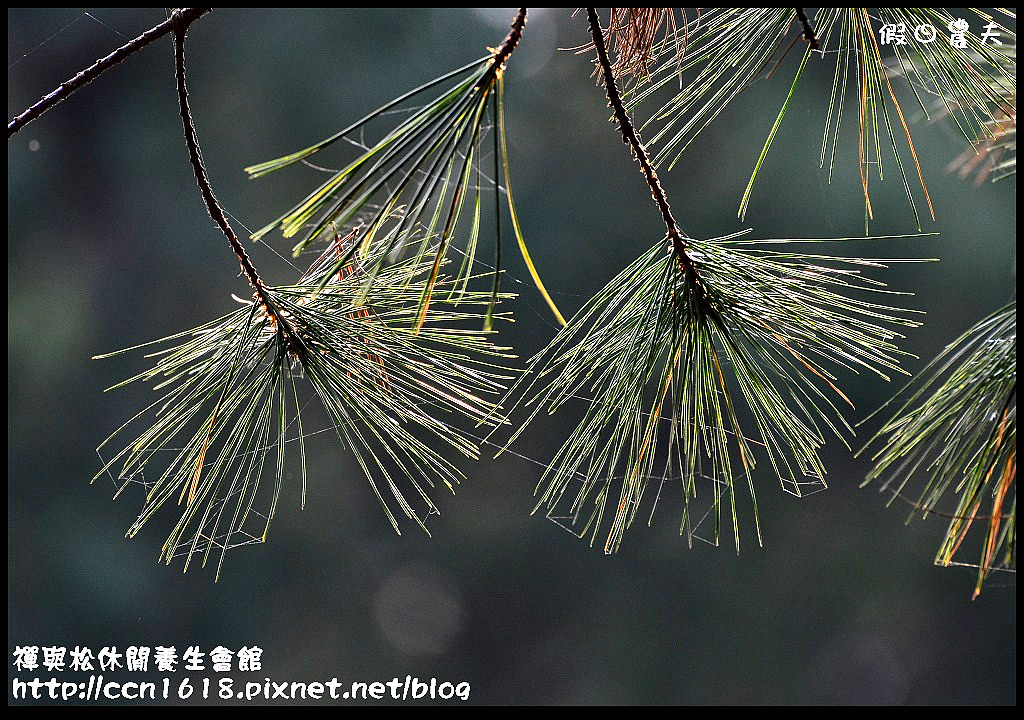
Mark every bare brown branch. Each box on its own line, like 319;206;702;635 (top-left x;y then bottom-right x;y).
584;8;699;279
8;8;210;138
171;10;302;351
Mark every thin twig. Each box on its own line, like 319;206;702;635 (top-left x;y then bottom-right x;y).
585;8;699;279
794;8;820;50
170;10;302;351
488;7;528;73
887;488;1013;522
8;8;210;138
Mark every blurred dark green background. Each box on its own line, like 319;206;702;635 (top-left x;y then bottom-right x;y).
8;8;1015;705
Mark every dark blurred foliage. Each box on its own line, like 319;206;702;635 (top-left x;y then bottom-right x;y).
8;8;1015;704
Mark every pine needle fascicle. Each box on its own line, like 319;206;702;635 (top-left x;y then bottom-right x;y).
599;8;684;82
862;302;1016;598
943;43;1017;185
94;238;515;576
948;101;1017;183
244;8;564;329
502;232;923;553
890;40;1016;184
624;8;1016;228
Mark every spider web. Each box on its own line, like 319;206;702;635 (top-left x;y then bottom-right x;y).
96;385;830;567
96;403;447;566
93;211;835;567
8;9;133;70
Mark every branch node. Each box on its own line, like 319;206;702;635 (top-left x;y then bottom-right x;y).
795;8;820;50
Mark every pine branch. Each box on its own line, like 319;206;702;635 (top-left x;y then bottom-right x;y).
490;6;528;71
586;7;697;278
8;7;210;138
170;12;302;353
87;10;518;576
